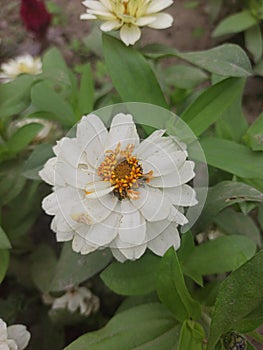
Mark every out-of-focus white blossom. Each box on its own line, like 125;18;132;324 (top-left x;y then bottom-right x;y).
0;318;31;350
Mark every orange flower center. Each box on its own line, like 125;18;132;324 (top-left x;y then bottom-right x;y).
98;143;153;200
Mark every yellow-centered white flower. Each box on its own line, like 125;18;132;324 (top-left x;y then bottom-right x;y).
51;286;100;316
40;113;197;262
0;55;42;83
80;0;174;46
0;318;31;350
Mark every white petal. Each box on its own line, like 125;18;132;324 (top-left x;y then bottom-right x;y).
0;319;7;341
148;13;173;29
169;206;188;225
72;234;85;253
7;325;31;350
149;161;195;188
118;200;146;245
163;184;198;206
39;157;65;186
100;0;112;10
71;194;118;225
106;113;140;150
141;151;186;176
86;212;119;245
135;16;156;26
147;222;180;256
120;24;141;46
111;247;127;262
115;238;147;260
132;186;172;222
146;0;173;14
134;130;166;159
55;137;84;168
80;241;98;254
76;114;108;168
0;343;10;350
56;230;73;242
100;20;121;31
42;192;59;215
80;13;96;20
146;219;172;241
82;0;108;11
85;181;114;199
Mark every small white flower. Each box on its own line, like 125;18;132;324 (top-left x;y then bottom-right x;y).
40;113;197;262
51;286;100;316
0;55;42;83
0;318;31;350
80;0;174;46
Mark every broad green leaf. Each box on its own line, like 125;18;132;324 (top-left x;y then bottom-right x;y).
181;78;245;136
142;44;252;77
245;24;263;63
101;253;160;296
102;34;168;108
254;57;263;76
156;248;201;322
30;244;57;293
207;250;263;350
42;47;71;86
235;302;263;333
190;137;263;178
214;208;261;246
243;112;263;151
0;226;11;249
164;65;208;89
77;63;94;117
215;82;248;142
65;303;180;350
212;11;257;37
0;250;9;284
183;235;256;276
7;123;43;154
31;81;76;126
178;320;205;350
22;143;54;180
194;181;263;230
0;75;35;120
50;243;112;292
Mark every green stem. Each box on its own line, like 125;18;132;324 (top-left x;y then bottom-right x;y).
248;331;263;345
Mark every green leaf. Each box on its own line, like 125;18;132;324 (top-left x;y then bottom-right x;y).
0;250;9;284
194;181;263;230
184;235;256;276
31;81;76;126
212;11;257;37
65;303;180;350
181;78;245;136
207;250;263;350
164;65;208;89
42;47;72;86
0;226;11;249
22;143;54;180
190;137;263;178
142;44;252;77
178;320;206;350
243;112;263;151
7;123;43;154
102;34;168;108
101;253;160;296
235;302;263;333
30;244;57;293
77;63;94;116
214;208;261;246
50;243;112;292
156;248;201;322
245;24;263;63
0;75;35;121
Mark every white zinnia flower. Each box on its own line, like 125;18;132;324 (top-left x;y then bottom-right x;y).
0;318;30;350
51;286;100;316
80;0;174;46
40;113;197;262
0;54;42;83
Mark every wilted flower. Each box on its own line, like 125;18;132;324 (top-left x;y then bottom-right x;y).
20;0;52;39
51;286;100;316
0;318;31;350
0;55;42;83
40;113;197;262
80;0;174;46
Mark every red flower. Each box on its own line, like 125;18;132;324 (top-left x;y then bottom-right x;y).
20;0;52;39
